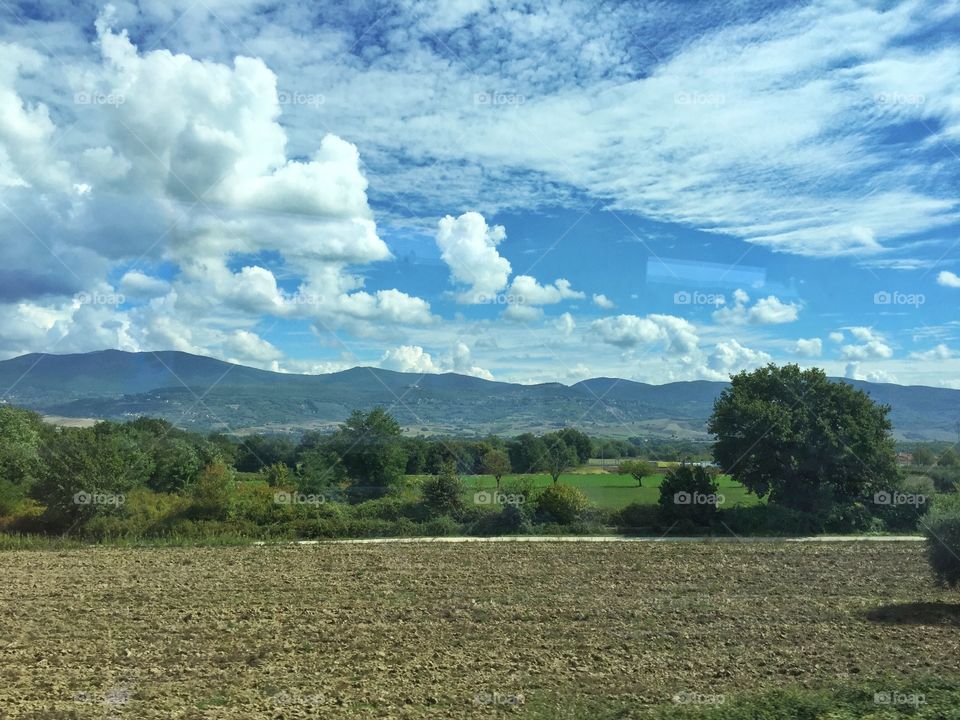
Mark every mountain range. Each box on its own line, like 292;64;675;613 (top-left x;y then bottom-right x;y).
0;350;956;440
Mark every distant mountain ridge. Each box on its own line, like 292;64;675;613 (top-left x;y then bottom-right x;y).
0;350;955;440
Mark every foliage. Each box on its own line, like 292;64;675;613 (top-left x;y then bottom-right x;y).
536;483;589;524
187;462;234;521
925;496;960;587
657;464;722;527
709;364;899;512
332;408;407;500
420;462;465;518
480;449;511;488
540;435;579;483
618;459;657;487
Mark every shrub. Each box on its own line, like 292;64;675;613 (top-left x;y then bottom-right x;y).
718;505;820;535
422;515;460;536
466;505;533;536
615;502;660;532
420;463;465;518
658;465;721;527
822;502;883;533
925;497;960;587
186;462;233;521
536;484;589;525
929;466;960;493
349;495;424;522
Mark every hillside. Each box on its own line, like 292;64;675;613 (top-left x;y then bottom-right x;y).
0;350;955;439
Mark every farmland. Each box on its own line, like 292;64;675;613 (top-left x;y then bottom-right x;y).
455;471;761;510
2;541;959;718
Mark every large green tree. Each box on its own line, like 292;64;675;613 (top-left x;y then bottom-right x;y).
540;435;579;484
332;408;407;499
0;406;46;514
708;364;899;512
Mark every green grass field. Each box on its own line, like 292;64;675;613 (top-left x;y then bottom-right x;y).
453;472;762;509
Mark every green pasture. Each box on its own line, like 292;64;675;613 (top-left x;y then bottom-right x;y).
451;471;762;510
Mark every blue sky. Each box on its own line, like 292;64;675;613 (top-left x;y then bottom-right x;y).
1;0;959;386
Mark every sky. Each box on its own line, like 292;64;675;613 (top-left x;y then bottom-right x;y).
1;0;959;387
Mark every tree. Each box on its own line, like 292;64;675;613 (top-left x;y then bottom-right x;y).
540;435;578;484
188;461;233;520
332;408;407;500
619;459;657;487
34;424;153;530
536;484;588;524
420;461;464;518
481;449;511;489
913;445;936;467
507;433;547;474
657;464;721;526
708;364;899;512
149;437;202;492
556;428;592;464
0;406;45;515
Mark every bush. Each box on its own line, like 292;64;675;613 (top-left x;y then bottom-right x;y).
420;463;465;518
929;466;960;493
186;462;233;521
465;504;534;536
422;515;460;536
823;502;884;533
658;465;721;527
615;502;660;532
536;484;589;525
925;498;960;587
349;495;424;522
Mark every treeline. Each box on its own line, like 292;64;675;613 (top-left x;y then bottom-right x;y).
0;404;704;538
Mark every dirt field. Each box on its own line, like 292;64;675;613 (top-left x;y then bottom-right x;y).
1;541;959;718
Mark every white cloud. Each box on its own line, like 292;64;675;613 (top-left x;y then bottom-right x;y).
938;271;960;288
553;311;576;336
845;362;897;384
829;331;845;343
793;337;823;357
119;271;169;298
436;212;511;302
502;303;544;322
700;339;772;380
380;345;442;373
592;293;615;309
713;289;800;325
507;275;584;305
591;314;698;355
909;343;953;360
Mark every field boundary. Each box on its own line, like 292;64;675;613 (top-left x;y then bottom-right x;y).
253;534;925;546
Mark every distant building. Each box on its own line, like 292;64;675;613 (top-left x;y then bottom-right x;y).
896;452;914;466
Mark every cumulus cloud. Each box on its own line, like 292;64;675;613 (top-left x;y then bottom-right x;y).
712;289;800;325
553;311;576;336
909;343;953;360
591;314;698;355
793;337;822;357
840;327;893;360
937;271;960;288
506;275;584;305
845;362;896;384
380;345;442;373
700;339;772;380
380;342;493;379
592;293;614;309
436;212;511;302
